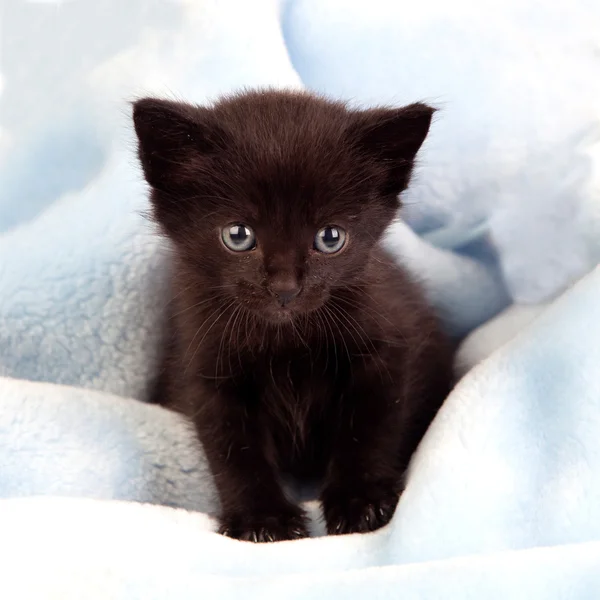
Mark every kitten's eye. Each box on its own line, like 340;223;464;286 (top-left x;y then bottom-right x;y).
314;225;346;254
221;224;256;252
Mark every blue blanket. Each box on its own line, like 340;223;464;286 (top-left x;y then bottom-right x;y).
1;0;600;597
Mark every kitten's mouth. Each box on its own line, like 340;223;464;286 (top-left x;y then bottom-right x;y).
253;295;326;325
239;287;324;324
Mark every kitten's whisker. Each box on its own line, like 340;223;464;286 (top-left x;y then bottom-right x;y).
228;305;245;376
335;293;409;347
319;306;338;378
171;295;221;319
182;303;226;370
330;301;393;384
314;308;329;374
244;311;255;359
238;310;251;370
330;300;381;354
184;300;236;374
326;303;364;370
217;304;241;379
290;315;310;350
204;284;238;291
323;305;350;374
167;283;197;307
336;289;401;326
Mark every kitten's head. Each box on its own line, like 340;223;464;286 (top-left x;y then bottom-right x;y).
133;89;433;323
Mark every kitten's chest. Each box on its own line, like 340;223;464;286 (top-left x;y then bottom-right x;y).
252;350;341;467
256;350;336;411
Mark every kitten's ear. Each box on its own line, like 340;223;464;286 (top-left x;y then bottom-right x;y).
351;103;435;196
132;98;224;191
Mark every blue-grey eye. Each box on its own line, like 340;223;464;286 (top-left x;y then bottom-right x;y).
314;225;346;254
222;224;256;252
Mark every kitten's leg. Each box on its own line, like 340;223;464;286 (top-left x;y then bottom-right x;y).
184;381;309;543
321;346;451;535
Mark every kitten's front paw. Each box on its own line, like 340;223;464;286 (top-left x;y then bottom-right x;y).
322;479;400;535
219;508;309;543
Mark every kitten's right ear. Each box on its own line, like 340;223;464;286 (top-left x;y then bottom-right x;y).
350;103;435;197
132;98;222;191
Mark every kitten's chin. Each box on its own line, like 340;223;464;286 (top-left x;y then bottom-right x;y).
261;307;295;325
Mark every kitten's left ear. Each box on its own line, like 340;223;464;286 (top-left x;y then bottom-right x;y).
351;103;435;196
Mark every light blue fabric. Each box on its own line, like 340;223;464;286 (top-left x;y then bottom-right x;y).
2;266;600;597
2;497;600;600
1;0;600;597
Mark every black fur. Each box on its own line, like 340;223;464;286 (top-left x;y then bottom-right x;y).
133;89;453;542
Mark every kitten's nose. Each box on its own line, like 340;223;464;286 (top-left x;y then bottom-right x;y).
269;278;302;307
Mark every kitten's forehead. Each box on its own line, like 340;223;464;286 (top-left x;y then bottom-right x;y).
213;90;352;136
224;157;360;227
211;92;365;223
214;92;354;168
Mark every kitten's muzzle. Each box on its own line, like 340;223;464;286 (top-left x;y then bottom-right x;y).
268;280;302;307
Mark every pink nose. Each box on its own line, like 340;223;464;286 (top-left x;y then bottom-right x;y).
269;280;302;307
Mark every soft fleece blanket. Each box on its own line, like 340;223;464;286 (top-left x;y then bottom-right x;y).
1;0;600;598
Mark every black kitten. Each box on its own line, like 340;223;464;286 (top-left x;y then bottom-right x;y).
133;89;453;542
